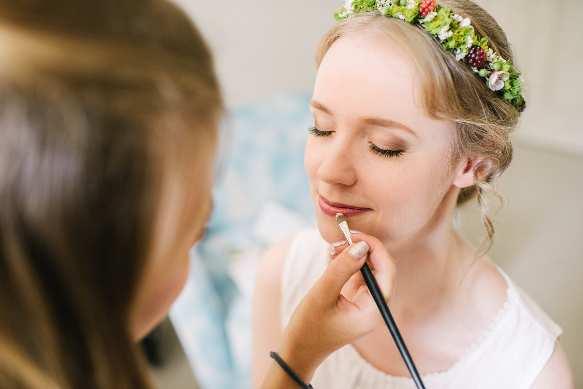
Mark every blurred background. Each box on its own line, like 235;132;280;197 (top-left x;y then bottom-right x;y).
146;0;583;387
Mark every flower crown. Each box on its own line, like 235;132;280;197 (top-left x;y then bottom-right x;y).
335;0;526;112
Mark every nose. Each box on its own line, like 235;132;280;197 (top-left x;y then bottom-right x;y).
316;136;357;187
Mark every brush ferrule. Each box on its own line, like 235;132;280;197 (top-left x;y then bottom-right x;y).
335;213;353;246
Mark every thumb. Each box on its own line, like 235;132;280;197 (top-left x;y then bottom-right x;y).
314;241;369;304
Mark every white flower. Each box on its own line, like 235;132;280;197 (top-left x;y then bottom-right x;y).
376;0;392;13
486;48;496;62
460;17;471;27
438;27;453;41
344;0;354;12
396;12;406;20
453;14;472;28
406;0;416;9
488;71;509;91
466;34;474;48
455;49;467;61
422;11;437;23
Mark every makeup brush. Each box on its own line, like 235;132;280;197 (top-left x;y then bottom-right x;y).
335;213;426;389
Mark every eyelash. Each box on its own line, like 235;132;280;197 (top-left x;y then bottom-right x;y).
368;143;404;158
308;126;404;159
308;126;333;137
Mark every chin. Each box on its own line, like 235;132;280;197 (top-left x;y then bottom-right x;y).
131;260;190;341
316;217;347;244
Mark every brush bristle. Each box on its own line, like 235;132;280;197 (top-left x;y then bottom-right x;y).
335;213;347;225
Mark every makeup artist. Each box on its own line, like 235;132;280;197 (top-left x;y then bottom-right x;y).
0;0;395;388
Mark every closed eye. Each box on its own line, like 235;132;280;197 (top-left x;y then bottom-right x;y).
368;142;404;158
309;126;404;158
308;126;333;137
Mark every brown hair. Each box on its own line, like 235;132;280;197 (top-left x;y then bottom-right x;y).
0;0;222;388
317;0;522;252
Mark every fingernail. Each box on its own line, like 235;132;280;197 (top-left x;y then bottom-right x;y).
328;245;337;256
332;240;347;248
329;240;347;256
350;230;362;234
348;241;369;259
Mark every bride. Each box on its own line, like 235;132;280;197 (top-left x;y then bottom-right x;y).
252;1;573;388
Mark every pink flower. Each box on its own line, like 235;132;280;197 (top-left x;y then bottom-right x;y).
488;71;509;92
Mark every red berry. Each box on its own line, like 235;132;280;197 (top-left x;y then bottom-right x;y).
467;46;487;69
419;0;438;17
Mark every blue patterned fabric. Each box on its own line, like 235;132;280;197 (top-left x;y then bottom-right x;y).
171;93;315;389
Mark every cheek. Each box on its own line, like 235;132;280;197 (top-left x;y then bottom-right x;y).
131;253;190;339
153;255;190;312
365;154;453;236
304;139;320;183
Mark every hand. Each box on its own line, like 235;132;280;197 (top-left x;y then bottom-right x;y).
278;233;396;382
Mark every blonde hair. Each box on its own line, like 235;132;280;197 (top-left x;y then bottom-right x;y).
316;0;521;253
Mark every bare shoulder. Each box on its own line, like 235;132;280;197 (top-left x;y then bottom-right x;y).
463;257;509;320
464;259;575;388
531;341;575;389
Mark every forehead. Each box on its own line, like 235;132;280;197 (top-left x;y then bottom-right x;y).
313;30;423;122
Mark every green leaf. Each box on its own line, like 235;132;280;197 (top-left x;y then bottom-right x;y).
334;8;350;21
446;26;473;51
422;7;453;34
352;0;377;12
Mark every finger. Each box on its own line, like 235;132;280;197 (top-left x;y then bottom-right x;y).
313;241;370;304
328;241;348;260
350;234;396;302
351;285;371;310
328;231;365;259
342;269;365;299
352;286;387;327
329;242;362;299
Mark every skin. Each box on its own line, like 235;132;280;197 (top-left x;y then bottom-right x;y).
130;130;217;340
256;233;397;388
125;120;399;389
253;29;574;388
305;29;488;377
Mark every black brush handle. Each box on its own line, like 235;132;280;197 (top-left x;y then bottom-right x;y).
360;263;426;389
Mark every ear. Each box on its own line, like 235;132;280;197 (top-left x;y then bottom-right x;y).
453;156;492;189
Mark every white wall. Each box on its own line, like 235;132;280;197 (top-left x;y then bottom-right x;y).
175;0;338;106
473;0;583;155
177;0;583;382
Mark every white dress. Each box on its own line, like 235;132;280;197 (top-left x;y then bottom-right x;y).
280;228;563;389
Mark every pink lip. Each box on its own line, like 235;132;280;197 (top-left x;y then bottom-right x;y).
318;195;372;217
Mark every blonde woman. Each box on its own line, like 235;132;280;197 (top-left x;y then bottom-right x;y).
253;1;575;388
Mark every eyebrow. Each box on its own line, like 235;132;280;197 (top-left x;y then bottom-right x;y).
310;100;417;138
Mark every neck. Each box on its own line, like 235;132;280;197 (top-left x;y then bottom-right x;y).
384;188;473;317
